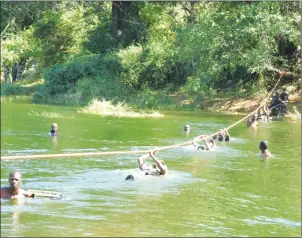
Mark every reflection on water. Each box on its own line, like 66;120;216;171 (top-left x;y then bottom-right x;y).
1;102;301;237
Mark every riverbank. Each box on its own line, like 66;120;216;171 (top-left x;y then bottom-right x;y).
172;90;301;114
1;81;300;116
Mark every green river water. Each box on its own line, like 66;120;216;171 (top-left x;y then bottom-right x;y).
1;101;301;237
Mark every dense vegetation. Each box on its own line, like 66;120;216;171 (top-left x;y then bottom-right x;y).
1;1;301;109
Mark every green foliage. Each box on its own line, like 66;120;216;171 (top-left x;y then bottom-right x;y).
1;27;35;67
130;89;178;110
2;1;300;110
32;6;89;66
83;25;117;54
1;83;36;96
33;53;132;105
1;1;58;35
176;1;300;94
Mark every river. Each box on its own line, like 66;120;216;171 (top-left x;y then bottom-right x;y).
1;101;300;237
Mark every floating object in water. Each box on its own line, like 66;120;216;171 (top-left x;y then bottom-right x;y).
28;190;63;199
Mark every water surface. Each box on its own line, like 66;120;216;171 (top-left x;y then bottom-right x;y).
1;102;301;237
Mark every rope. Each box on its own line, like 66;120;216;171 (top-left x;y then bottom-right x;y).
0;72;285;160
0;150;152;160
203;71;284;140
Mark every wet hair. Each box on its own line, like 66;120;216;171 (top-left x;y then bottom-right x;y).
125;175;134;181
50;123;58;132
9;171;21;178
259;141;268;151
184;124;190;132
50;123;58;134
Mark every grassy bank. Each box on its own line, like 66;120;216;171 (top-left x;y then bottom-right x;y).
1;79;300;117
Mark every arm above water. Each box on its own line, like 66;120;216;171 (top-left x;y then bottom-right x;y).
138;153;150;169
203;139;212;150
150;150;166;175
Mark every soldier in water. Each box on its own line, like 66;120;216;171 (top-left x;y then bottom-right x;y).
125;149;167;180
49;123;59;136
0;171;34;199
259;141;272;159
247;114;258;128
193;138;215;150
214;129;231;141
184;124;190;132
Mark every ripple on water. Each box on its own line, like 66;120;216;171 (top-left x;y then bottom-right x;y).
5;149;49;154
244;216;301;227
48;168;205;200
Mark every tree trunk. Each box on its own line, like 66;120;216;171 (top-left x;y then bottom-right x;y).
111;1;131;37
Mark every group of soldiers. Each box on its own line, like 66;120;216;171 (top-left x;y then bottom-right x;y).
3;60;36;83
3;63;25;83
247;87;290;128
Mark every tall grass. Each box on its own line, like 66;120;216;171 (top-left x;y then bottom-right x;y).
1;95;32;103
79;98;164;118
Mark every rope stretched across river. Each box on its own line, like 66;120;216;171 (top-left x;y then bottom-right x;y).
0;72;285;160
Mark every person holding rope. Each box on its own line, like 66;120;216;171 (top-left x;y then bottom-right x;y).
125;149;167;180
138;149;167;176
270;91;280;109
247;114;258;128
192;138;215;150
269;91;281;116
1;171;34;199
259;141;272;159
257;105;271;122
279;87;289;114
214;129;231;141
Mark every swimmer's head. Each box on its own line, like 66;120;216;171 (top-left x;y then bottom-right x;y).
125;175;135;181
259;141;268;151
9;171;22;188
50;123;58;132
184;124;190;132
197;145;205;150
